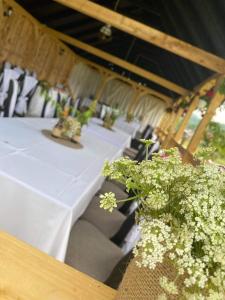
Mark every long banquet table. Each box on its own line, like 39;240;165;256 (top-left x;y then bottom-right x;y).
0;118;131;261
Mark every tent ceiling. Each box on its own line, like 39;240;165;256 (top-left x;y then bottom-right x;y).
17;0;223;99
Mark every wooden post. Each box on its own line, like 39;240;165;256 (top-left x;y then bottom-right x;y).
158;112;167;129
162;108;184;148
169;108;184;135
162;111;175;133
187;91;225;153
127;89;145;114
174;95;200;142
0;0;4;35
95;72;114;102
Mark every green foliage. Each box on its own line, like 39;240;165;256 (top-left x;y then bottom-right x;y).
218;78;225;95
201;121;225;164
76;100;97;127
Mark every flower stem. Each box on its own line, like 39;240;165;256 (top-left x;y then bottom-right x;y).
146;145;149;160
117;195;138;203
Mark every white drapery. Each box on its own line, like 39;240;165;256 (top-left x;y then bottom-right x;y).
67;62;166;129
133;94;166;130
68;62;102;100
100;79;134;112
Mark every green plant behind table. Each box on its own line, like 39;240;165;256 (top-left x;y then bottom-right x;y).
201;121;225;164
103;104;121;129
75;99;97;127
100;142;225;299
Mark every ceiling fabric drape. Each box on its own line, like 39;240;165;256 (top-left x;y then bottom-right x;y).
68;62;102;100
133;94;166;130
100;79;134;111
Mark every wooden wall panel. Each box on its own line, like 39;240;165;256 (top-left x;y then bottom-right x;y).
0;0;77;86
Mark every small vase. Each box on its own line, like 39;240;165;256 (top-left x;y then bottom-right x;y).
52;127;63;138
116;257;183;300
71;134;80;144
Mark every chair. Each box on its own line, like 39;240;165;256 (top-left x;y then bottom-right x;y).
130;124;153;149
3;79;19;117
0;68;20;117
65;219;124;282
82;195;126;238
99;180;128;202
14;73;38;116
27;86;59;118
135;139;160;162
111;211;136;247
123;125;153;158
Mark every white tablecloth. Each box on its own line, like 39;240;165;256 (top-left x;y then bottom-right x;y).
114;117;141;138
89;118;132;148
0;118;131;261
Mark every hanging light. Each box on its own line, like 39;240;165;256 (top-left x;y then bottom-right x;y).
99;0;121;41
99;24;112;41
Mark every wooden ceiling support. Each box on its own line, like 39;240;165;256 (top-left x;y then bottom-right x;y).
48;28;188;95
54;0;225;73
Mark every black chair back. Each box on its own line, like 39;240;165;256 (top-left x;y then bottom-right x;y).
111;211;136;246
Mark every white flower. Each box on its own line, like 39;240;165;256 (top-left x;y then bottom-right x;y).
159;276;178;295
158;293;167;300
99;192;117;212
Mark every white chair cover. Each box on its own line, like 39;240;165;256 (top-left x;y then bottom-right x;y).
15;75;38;116
27;86;59;118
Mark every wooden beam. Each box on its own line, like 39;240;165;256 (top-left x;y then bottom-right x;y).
0;0;4;31
48;28;188;95
54;0;225;73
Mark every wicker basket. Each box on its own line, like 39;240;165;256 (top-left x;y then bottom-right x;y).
116;257;184;300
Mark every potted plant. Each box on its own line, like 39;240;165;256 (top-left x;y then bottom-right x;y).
126;112;134;123
103;105;120;129
100;141;225;299
52;110;81;143
52;99;97;143
76;99;97;127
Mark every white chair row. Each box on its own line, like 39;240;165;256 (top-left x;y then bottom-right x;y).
0;62;74;118
0;62;38;117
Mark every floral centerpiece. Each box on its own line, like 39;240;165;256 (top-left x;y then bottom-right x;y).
103;105;120;129
126;112;134;123
100;142;225;299
52;108;81;143
52;99;97;143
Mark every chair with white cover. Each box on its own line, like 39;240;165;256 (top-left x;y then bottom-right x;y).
3;79;19;117
27;86;59;118
0;68;20;117
14;73;38;116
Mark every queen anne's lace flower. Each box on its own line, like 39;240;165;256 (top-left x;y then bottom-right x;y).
100;145;225;299
99;192;117;212
157;293;167;300
159;276;178;295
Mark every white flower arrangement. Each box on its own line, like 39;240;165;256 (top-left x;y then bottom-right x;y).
100;142;225;299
